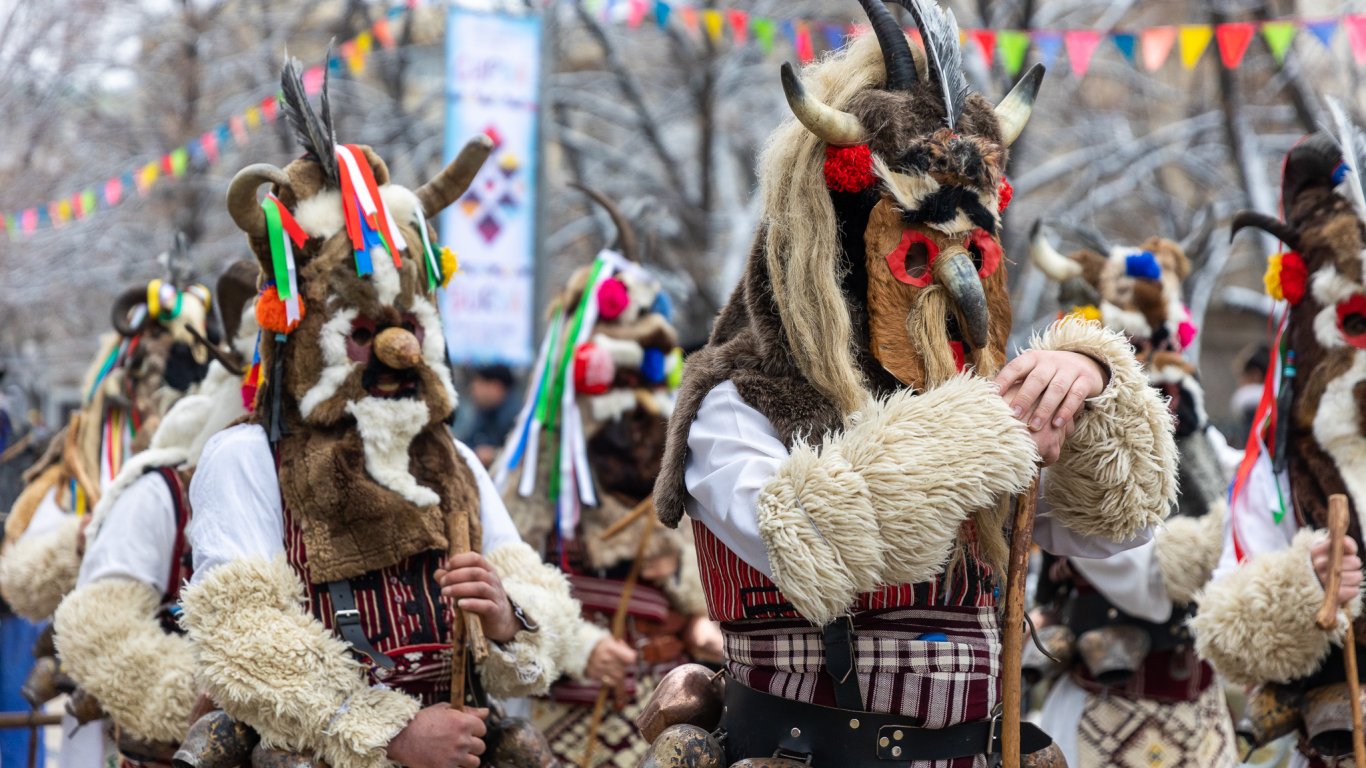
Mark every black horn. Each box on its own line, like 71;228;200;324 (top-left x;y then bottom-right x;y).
1230;211;1301;251
857;0;916;91
1283;132;1343;210
570;182;639;263
110;286;149;337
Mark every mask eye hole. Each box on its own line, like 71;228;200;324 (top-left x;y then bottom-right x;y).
350;326;374;346
968;229;1002;278
885;230;938;287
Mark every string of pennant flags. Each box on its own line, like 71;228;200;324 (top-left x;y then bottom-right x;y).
11;0;1366;239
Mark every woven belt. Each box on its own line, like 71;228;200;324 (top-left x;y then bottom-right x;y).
718;678;1053;765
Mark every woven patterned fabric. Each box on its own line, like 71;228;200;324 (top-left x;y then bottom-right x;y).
532;679;656;767
1075;680;1238;768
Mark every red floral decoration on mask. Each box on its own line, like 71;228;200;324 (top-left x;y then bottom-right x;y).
824;145;875;193
1280;252;1308;305
997;178;1013;212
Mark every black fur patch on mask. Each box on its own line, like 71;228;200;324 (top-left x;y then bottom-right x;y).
164;342;209;392
899;186;998;236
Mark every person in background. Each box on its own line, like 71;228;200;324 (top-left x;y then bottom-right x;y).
454;364;521;467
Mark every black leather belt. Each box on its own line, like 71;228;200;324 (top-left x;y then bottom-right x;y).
719;678;1053;765
326;579;395;670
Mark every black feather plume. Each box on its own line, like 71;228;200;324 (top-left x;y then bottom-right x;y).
902;0;969;129
280;52;339;186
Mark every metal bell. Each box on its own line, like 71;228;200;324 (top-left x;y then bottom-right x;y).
21;657;61;707
1304;683;1365;758
1076;626;1149;687
1021;625;1074;686
1021;742;1069;767
249;743;325;768
1235;684;1302;749
488;716;557;767
173;710;260;768
636;664;726;743
637;724;724;768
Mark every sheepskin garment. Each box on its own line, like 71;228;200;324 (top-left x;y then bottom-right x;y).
283;502;456;705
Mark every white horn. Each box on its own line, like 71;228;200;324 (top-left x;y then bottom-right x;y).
1029;221;1083;281
995;64;1045;147
780;62;868;147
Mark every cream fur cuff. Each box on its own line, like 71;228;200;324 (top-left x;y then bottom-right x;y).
1192;529;1361;686
480;542;570;697
54;578;198;744
1154;503;1225;605
0;515;82;621
1035;318;1177;541
181;557;418;768
564;619;611;681
756;374;1038;626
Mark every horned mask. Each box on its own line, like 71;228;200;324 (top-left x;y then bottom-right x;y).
772;0;1042;402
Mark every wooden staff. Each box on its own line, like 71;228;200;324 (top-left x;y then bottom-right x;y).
1314;495;1365;766
1001;476;1040;768
598;497;655;543
448;505;488;707
580;510;656;768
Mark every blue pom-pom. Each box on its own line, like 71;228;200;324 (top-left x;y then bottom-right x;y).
1334;162;1351;185
641;347;666;384
650;290;673;321
1125;251;1162;280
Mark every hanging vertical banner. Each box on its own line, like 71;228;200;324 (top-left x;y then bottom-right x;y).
440;8;541;366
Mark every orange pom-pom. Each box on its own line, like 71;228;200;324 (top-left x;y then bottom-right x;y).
255;286;304;334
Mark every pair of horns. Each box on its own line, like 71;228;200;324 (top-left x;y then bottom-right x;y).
570;182;639;262
226;136;494;239
782;61;1044;149
110;286;150;337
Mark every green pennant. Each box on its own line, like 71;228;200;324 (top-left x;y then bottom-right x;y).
81;188;97;215
170;147;189;177
754;18;775;53
998;30;1030;76
1261;21;1297;65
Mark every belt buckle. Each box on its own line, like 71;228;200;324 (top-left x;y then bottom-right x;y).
985;703;1004;768
335;608;360;625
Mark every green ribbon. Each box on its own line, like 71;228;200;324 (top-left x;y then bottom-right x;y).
261;197;292;298
545;256;609;500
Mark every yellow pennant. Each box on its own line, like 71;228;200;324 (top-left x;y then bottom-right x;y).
1178;24;1213;69
702;9;724;43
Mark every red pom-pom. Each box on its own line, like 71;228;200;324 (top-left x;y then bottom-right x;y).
997;178;1013;212
823;145;875;193
255;286;305;334
597;277;630;321
1281;252;1308;306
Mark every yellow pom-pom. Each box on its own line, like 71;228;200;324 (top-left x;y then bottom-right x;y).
1066;304;1102;323
439;247;459;288
1264;253;1285;301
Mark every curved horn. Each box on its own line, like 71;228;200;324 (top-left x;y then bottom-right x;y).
996;64;1045;147
1283;132;1342;209
569;182;639;262
110;286;149;337
184;324;246;377
1230;211;1301;251
780;62;868;147
418;135;495;218
227;164;291;237
935;247;989;349
1029;221;1083;281
856;0;916;90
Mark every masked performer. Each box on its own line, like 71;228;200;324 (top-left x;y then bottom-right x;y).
636;2;1178;766
1026;226;1237;767
50;261;257;767
1193;119;1366;768
494;186;717;763
180;59;576;768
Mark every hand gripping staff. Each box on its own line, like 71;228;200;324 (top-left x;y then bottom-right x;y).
1315;494;1365;767
1000;476;1040;768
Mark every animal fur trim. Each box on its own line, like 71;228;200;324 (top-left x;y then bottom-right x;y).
1154;502;1225;605
0;515;82;621
1034;318;1177;540
756;375;1038;625
479;542;570;697
53;578;197;743
180;557;419;768
1192;529;1360;686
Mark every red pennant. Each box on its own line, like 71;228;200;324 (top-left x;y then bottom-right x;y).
970;29;997;68
1215;22;1255;68
728;9;749;45
1347;15;1366;64
796;22;814;63
373;17;395;48
626;0;646;28
260;96;278;123
1064;30;1103;77
161;154;175;175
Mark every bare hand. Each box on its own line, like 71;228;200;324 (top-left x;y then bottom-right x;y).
584;636;636;688
995;350;1107;465
1312;534;1363;608
386;704;488;768
641;552;680;582
683;617;723;662
436;553;518;643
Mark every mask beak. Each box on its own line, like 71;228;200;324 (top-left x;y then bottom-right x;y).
935;246;989;349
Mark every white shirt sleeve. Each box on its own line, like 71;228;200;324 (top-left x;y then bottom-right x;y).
188;424;285;584
20;486;66;539
1067;539;1172;623
454;439;523;555
683;381;786;578
1211;451;1299;582
78;472;177;593
1033;512;1155;559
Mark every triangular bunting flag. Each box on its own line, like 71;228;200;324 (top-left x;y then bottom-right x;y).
1348;15;1366;64
654;0;670;29
998;30;1030;76
1141;26;1178;71
970;29;996;68
680;6;698;33
104;177;123;207
1178;24;1213;69
302;65;325;96
754;18;775;52
373;17;395;48
1306;19;1338;48
1215;22;1255;68
1112;32;1137;64
727;9;748;44
1262;21;1297;64
21;209;36;234
1064;29;1102;78
81;188;97;216
71;192;85;219
1032;31;1063;71
170;147;189;177
702;9;723;42
626;0;646;29
795;21;815;63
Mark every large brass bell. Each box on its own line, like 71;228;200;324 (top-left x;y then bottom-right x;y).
174;710;260;768
1076;626;1149;687
1236;684;1303;749
637;724;724;768
1304;683;1365;758
636;664;726;743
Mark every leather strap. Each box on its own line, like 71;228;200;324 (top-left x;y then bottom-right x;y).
823;616;863;710
325;580;395;670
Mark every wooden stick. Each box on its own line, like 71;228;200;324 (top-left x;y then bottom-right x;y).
581;513;655;768
1001;476;1040;768
0;712;62;730
598;497;655;543
1317;497;1351;630
448;503;488;707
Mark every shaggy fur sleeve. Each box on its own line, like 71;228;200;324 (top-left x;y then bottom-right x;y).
54;578;196;743
478;542;571;697
180;558;419;768
1192;529;1360;686
1034;319;1177;540
756;375;1039;625
0;515;82;621
1154;503;1225;605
